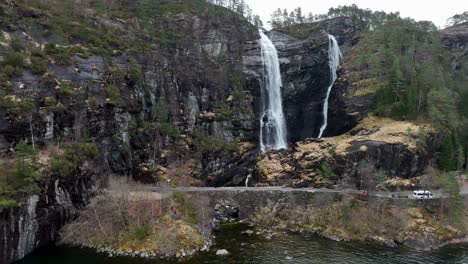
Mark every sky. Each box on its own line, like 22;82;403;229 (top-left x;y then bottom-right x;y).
245;0;468;29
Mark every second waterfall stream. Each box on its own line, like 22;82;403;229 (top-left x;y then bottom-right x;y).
259;30;288;151
318;35;342;138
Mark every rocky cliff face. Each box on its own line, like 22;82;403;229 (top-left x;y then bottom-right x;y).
0;168;97;263
255;116;438;188
1;2;462;262
271;17;367;141
0;7;260;183
441;22;468;72
0;2;264;262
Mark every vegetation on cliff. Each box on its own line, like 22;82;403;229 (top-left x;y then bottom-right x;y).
60;178;211;257
256;116;432;188
0;0;256;198
270;5;467;173
0;141;39;207
252;193;468;250
0;141;98;208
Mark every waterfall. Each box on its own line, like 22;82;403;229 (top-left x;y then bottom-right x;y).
245;174;252;187
259;30;287;151
318;35;342;139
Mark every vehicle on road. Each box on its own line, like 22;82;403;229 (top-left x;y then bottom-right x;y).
413;190;434;199
391;193;409;199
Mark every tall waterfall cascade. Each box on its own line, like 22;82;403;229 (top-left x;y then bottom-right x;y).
318;35;342;138
259;30;288;151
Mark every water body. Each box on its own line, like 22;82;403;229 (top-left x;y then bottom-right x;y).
318;34;342;139
17;224;468;264
259;30;288;151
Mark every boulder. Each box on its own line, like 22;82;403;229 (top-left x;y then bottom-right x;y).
216;249;229;256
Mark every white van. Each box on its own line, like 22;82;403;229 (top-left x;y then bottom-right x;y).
413;190;434;199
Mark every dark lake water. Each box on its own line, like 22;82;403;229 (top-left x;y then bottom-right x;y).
16;224;468;264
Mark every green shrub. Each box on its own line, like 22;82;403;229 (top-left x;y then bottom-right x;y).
1;65;16;77
108;65;126;84
4;52;25;68
231;87;247;100
69;46;92;58
437;172;464;225
91;46;112;56
88;96;97;109
1;53;25;78
51;155;76;177
128;58;143;84
190;127;238;154
44;97;57;107
0;73;8;84
159;123;180;138
50;142;99;177
172;192;197;225
31;48;46;58
0;198;18;208
104;84;124;106
214;106;234;121
70;27;101;45
0;97;35;117
44;43;71;65
57;81;76;97
30;56;48;75
0;141;40;202
132;225;151;241
80;143;99;158
10;37;24;52
439;133;459;171
320;161;334;179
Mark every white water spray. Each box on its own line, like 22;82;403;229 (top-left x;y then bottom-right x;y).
318;35;342;139
259;30;287;151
